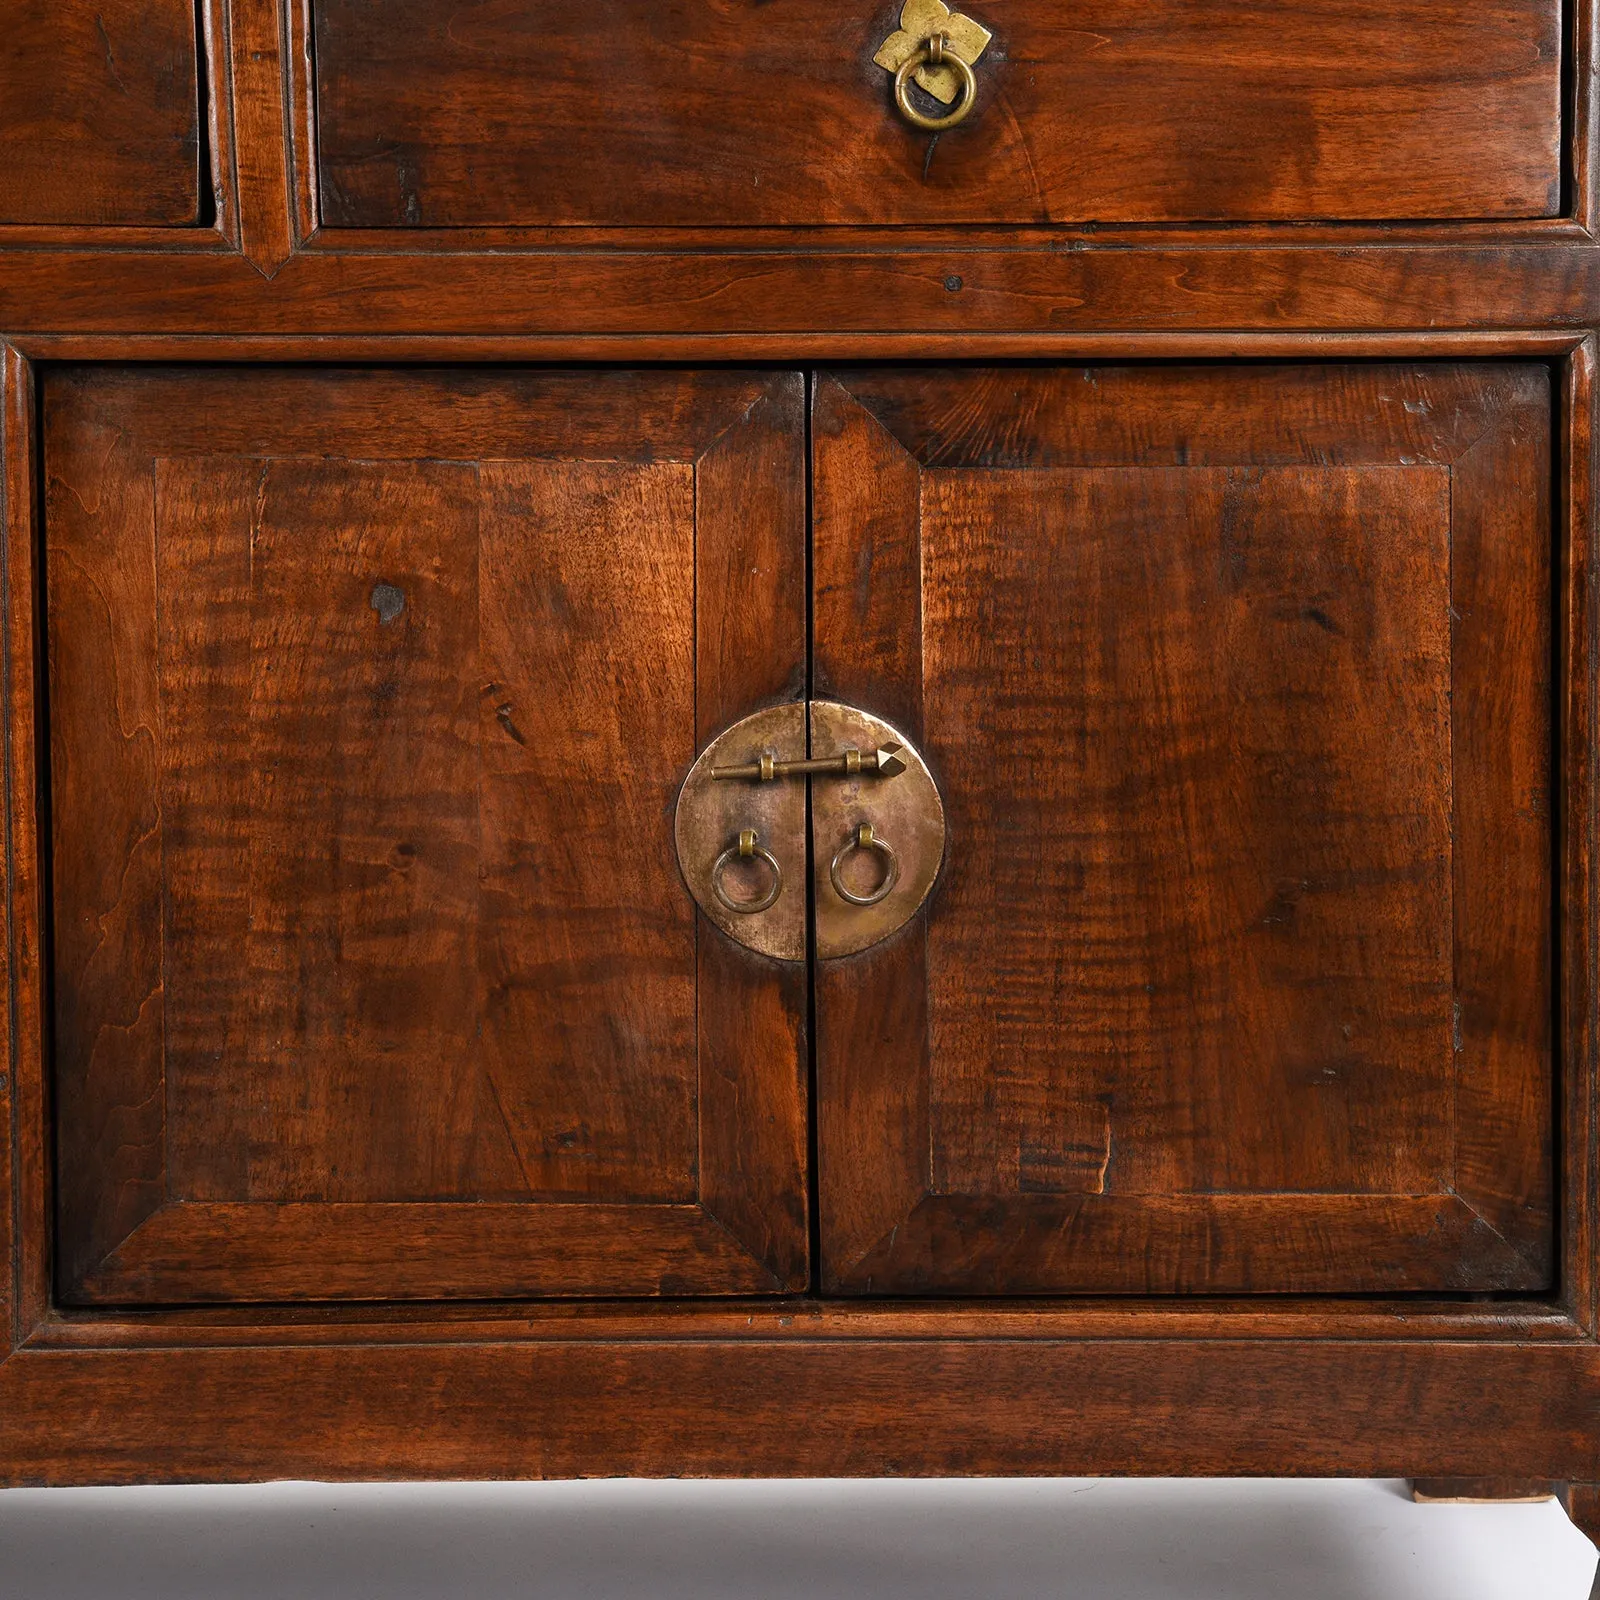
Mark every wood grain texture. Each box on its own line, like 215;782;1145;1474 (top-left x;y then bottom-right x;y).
1411;1477;1564;1502
1570;1482;1600;1598
814;364;1554;1295
1449;393;1554;1267
692;374;810;1287
1562;340;1600;1335
0;246;1596;343
841;1195;1545;1295
221;0;299;270
237;458;489;1201
1569;1483;1600;1558
70;1202;781;1302
45;390;168;1294
477;458;697;1204
922;462;1453;1198
313;0;1561;227
0;0;1592;1498
154;458;258;1200
22;1296;1585;1349
0;346;41;1352
3;1338;1600;1485
45;366;808;1303
812;375;924;745
0;0;200;225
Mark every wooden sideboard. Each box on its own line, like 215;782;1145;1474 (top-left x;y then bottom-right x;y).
2;1;1599;1580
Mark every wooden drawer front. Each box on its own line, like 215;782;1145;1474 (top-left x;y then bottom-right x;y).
313;0;1562;227
0;0;201;225
45;366;808;1304
814;363;1553;1296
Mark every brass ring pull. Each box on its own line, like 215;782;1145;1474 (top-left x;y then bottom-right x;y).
830;822;901;907
893;34;978;132
712;828;783;915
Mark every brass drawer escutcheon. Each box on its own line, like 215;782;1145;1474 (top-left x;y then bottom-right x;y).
874;0;992;133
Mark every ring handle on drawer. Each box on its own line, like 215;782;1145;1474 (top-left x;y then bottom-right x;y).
893;35;978;132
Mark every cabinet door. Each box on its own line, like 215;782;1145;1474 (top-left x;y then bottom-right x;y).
813;364;1553;1296
47;366;808;1303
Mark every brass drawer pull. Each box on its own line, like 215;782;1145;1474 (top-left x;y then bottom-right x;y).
712;828;784;915
893;36;977;132
830;822;901;907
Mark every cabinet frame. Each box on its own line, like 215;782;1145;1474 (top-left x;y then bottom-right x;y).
0;328;1596;1483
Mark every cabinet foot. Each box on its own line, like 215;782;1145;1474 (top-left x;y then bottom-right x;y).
1410;1478;1564;1504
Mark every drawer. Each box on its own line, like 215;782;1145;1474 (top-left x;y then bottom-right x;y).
313;0;1563;228
0;0;201;225
42;361;1553;1306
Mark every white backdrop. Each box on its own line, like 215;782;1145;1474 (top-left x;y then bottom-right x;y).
0;1478;1591;1599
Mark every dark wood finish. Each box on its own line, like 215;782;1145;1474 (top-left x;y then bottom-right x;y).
1;244;1598;342
0;347;33;1353
1564;340;1600;1340
815;363;1553;1296
220;0;300;271
44;366;809;1303
313;0;1560;227
0;0;201;226
0;0;1596;1514
3;1336;1600;1484
20;1298;1586;1348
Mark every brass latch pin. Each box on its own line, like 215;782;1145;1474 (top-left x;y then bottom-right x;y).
712;744;907;783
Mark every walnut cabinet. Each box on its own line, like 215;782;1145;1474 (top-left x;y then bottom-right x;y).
2;1;1600;1577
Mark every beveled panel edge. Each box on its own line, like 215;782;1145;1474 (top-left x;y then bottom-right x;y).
0;346;47;1354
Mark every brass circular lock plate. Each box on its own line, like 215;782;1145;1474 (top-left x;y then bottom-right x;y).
675;703;808;962
674;700;945;962
810;700;945;959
